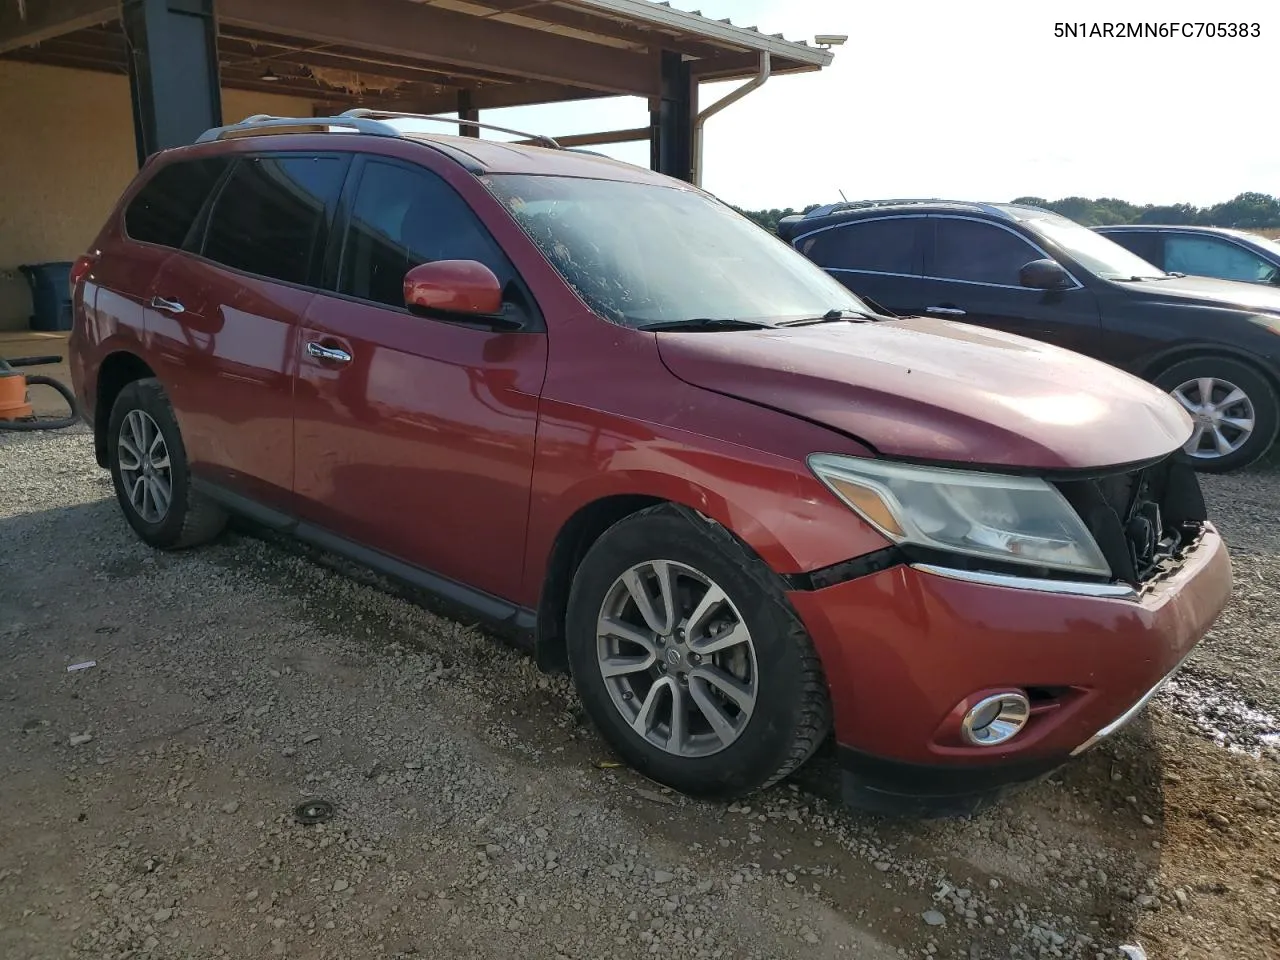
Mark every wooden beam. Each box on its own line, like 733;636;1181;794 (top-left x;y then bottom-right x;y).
0;0;116;54
216;0;660;97
218;26;519;85
513;126;649;148
217;39;493;91
690;51;818;81
455;0;722;58
2;45;122;73
399;81;616;116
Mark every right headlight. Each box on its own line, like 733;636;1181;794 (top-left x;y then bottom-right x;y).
808;454;1111;578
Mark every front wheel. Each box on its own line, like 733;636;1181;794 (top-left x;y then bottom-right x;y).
1154;357;1279;473
565;504;831;799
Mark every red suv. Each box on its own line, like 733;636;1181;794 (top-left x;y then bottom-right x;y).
69;111;1232;815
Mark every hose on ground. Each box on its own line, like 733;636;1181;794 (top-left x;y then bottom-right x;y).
0;373;82;431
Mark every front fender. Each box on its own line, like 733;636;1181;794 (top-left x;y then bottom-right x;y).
520;401;891;607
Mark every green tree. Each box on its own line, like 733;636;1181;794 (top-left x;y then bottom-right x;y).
1205;192;1280;229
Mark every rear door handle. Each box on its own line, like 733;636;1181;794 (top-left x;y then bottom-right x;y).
926;306;966;316
150;296;185;315
306;341;352;364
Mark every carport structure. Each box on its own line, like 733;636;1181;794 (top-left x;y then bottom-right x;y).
0;0;834;182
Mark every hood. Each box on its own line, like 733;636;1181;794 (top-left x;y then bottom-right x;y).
656;317;1192;471
1117;274;1280;316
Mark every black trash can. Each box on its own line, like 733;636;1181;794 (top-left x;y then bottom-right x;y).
19;261;74;332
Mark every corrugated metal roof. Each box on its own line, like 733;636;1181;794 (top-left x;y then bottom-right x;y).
570;0;833;66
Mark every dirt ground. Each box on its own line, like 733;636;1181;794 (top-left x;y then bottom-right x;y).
2;427;1278;960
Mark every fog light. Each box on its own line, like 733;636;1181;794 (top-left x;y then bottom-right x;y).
961;692;1030;746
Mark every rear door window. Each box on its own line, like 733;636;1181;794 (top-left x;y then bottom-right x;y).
125;157;230;249
336;159;515;309
1103;230;1162;266
798;218;920;275
930;218;1043;286
202;155;347;285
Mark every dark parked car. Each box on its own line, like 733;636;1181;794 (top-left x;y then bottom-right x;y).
1095;224;1280;287
69;116;1230;815
781;200;1280;472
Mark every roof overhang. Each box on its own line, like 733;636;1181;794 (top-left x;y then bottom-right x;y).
0;0;835;109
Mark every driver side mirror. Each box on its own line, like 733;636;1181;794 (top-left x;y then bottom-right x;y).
1019;258;1073;291
404;260;504;319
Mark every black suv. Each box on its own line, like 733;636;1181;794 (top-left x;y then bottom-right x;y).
780;200;1280;472
1095;224;1280;287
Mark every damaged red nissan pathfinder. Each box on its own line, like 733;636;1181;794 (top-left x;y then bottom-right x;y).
68;112;1232;815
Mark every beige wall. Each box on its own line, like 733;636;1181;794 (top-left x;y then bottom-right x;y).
0;60;314;331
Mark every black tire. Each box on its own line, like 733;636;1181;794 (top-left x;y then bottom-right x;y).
1153;357;1279;473
107;378;227;549
565;503;831;799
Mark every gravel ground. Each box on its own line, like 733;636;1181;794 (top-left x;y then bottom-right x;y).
2;428;1278;960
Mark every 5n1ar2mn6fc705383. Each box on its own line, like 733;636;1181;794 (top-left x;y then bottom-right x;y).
1054;21;1260;38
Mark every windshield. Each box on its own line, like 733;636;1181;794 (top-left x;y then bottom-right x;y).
482;174;871;328
1240;232;1280;260
1026;215;1168;280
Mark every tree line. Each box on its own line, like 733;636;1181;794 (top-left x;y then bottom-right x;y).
732;192;1280;233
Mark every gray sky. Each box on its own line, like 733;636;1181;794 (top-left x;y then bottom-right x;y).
484;0;1277;210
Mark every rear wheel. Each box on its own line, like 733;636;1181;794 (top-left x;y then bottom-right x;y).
107;378;227;549
565;504;831;799
1154;357;1279;473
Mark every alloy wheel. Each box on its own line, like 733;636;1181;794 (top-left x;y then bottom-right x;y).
595;560;758;758
117;409;173;523
1171;376;1256;460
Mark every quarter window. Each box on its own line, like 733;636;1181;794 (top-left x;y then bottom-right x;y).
932;219;1043;286
338;160;512;309
125;158;229;249
202;155;345;285
799;218;918;275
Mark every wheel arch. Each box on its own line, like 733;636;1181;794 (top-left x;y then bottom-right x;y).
528;461;889;673
1137;342;1280;394
533;494;667;673
94;351;156;467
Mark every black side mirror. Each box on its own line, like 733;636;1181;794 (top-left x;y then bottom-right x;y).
1019;258;1073;291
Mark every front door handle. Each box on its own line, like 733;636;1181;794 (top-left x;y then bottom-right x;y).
926;305;966;316
150;296;185;315
306;341;352;364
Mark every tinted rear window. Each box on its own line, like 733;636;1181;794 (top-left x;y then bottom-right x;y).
1103;230;1162;264
799;218;919;274
202;156;346;285
931;219;1041;286
124;158;229;248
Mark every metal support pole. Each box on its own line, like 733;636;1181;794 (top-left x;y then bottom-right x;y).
457;90;480;138
123;0;223;166
650;50;694;182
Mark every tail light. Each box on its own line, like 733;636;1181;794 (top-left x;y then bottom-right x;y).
69;253;97;294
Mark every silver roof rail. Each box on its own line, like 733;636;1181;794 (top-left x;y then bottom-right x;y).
196;109;560;149
340;109;561;149
196;114;402;143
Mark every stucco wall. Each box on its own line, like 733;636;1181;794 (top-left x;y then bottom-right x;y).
0;60;314;331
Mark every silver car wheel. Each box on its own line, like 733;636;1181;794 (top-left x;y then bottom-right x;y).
595;560;758;758
1171;376;1256;459
118;409;173;524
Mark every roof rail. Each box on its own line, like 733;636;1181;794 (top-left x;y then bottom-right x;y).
804;199;1020;221
196;109;561;149
341;109;561;149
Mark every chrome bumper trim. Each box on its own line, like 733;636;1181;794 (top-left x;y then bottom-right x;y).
911;563;1137;600
1070;660;1186;756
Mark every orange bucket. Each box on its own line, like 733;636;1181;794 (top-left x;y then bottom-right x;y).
0;373;33;420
